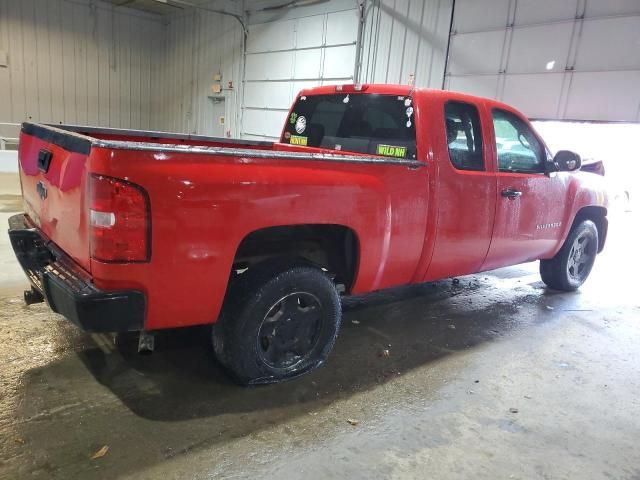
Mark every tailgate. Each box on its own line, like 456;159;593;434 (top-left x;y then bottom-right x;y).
18;123;93;272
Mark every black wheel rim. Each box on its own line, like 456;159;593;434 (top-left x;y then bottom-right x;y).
257;292;324;370
567;232;596;283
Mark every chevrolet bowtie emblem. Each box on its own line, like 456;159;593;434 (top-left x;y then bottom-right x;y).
36;181;48;200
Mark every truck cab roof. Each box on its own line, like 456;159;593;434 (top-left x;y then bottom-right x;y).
297;83;521;115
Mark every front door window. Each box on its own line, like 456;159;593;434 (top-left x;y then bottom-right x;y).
492;109;545;174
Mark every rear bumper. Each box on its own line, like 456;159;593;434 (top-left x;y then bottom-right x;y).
8;213;145;332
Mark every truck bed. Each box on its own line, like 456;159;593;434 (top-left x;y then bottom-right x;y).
23;123;273;154
24;123;422;167
17;122;426;330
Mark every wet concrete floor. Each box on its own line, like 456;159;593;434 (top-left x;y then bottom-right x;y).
0;172;639;479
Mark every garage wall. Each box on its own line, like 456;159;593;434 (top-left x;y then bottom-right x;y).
360;0;453;89
157;8;244;136
0;0;164;135
445;0;640;122
241;0;359;140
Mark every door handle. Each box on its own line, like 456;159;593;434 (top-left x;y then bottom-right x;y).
501;188;522;199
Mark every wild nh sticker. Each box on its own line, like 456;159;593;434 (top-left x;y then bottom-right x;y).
377;144;407;158
289;135;308;146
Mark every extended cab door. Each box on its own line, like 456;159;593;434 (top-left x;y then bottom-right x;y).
422;100;497;280
481;108;568;271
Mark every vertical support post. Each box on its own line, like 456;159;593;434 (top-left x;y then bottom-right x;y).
442;0;456;90
353;0;367;84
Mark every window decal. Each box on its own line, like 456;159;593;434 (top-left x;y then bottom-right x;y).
290;135;308;146
377;144;407;158
295;115;307;134
281;93;417;158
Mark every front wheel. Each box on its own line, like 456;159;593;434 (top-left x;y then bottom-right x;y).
540;219;599;291
212;260;342;385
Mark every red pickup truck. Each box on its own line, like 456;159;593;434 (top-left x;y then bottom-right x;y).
9;84;608;385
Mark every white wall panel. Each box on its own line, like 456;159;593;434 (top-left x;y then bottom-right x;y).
158;9;244;136
325;9;358;45
574;17;640;71
0;0;244;136
0;151;18;172
323;45;356;78
452;0;510;33
294;48;322;79
296;16;325;49
243;109;286;138
365;0;391;83
445;0;640;121
242;110;266;137
248;0;355;25
585;0;640;18
0;0;163;130
240;5;358;140
245;51;294;81
291;80;323;95
400;0;425;83
360;0;453;88
448;31;505;75
507;24;572;74
514;0;577;25
448;75;499;99
23;0;42;123
564;71;640;122
244;82;292;109
0;0;10;124
502;73;564;119
246;20;296;53
385;0;409;85
263;110;287;138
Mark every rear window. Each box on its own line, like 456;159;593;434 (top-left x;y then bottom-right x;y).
281;93;417;159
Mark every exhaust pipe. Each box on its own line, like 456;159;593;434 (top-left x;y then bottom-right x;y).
138;330;155;355
24;288;44;305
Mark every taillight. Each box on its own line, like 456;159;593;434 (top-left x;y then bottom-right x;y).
89;174;150;262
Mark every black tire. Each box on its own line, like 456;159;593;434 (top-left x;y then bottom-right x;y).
540;219;599;291
212;259;342;386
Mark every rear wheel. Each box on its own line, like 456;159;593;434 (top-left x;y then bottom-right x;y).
212;259;341;385
540;219;598;291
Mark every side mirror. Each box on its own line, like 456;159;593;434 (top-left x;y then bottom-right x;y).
553;150;582;172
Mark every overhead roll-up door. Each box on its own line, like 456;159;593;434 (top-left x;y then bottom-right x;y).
445;0;640;122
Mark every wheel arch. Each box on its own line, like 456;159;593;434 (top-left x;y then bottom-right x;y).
231;223;361;293
571;205;608;253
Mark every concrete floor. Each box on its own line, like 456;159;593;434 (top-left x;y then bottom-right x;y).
0;172;639;480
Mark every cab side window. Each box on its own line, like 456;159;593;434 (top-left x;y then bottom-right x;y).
444;101;484;171
492;109;545;173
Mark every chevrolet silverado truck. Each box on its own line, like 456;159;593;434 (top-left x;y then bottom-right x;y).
8;84;608;385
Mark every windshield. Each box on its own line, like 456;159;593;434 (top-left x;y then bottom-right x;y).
281;93;417;159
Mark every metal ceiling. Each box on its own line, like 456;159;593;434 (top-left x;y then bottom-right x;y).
106;0;244;15
105;0;183;15
106;0;320;16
